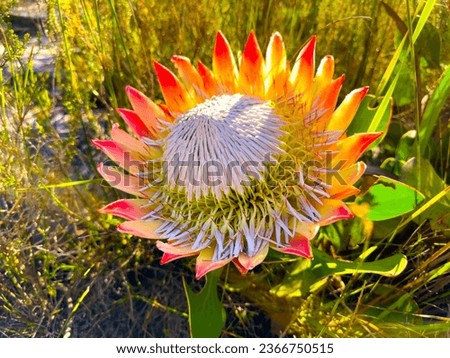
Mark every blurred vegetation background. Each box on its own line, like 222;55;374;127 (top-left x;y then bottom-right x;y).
0;0;449;337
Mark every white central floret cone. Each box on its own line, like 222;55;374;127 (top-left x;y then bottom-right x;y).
163;94;284;200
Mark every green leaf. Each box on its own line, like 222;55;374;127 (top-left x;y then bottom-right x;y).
321;216;373;252
376;35;407;96
375;0;437;98
372;217;402;239
400;158;450;230
347;94;392;148
395;130;416;161
427;262;450;283
412;0;437;44
380;1;407;36
364;285;420;323
312;248;407;278
371;71;399;133
183;270;226;338
377;292;420;321
356;176;425;221
380;157;403;178
419;66;450;156
415;21;441;69
15;179;100;191
391;58;415;106
271;247;407;298
407;321;450;334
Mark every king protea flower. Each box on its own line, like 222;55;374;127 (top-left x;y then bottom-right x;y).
93;31;381;279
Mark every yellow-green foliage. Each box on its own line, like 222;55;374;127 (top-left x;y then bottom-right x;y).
55;0;431;108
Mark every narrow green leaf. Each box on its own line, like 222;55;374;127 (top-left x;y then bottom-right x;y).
271;248;407;298
376;36;406;96
376;291;420;321
183;270;225;338
400;158;450;229
412;0;437;44
312;249;408;278
364;285;420;323
407;321;450;334
391;58;415;106
59;286;91;337
427;262;450;283
419;66;450;156
376;0;436;97
403;187;450;231
357;176;425;221
381;1;407;35
415;22;441;69
413;0;426;17
358;246;378;261
370;71;399;133
15;179;100;192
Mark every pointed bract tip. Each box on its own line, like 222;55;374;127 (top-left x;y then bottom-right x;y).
304;35;316;53
91;139;118;154
352;86;370;98
281;235;313;259
269;32;284;48
160;253;172;265
153;60;177;85
152;59;162;71
232;258;248;275
246;30;259;45
272;31;282;38
91;139;102;150
216;30;226;40
195;258;229;280
125;85;139;96
361;86;370;96
214;31;232;56
125;85;149;104
242;30;262;63
171;54;190;63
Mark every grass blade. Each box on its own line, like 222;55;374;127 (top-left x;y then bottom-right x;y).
412;0;437;44
419;66;450;156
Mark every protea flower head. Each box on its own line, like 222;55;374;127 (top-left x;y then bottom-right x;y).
94;31;381;279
